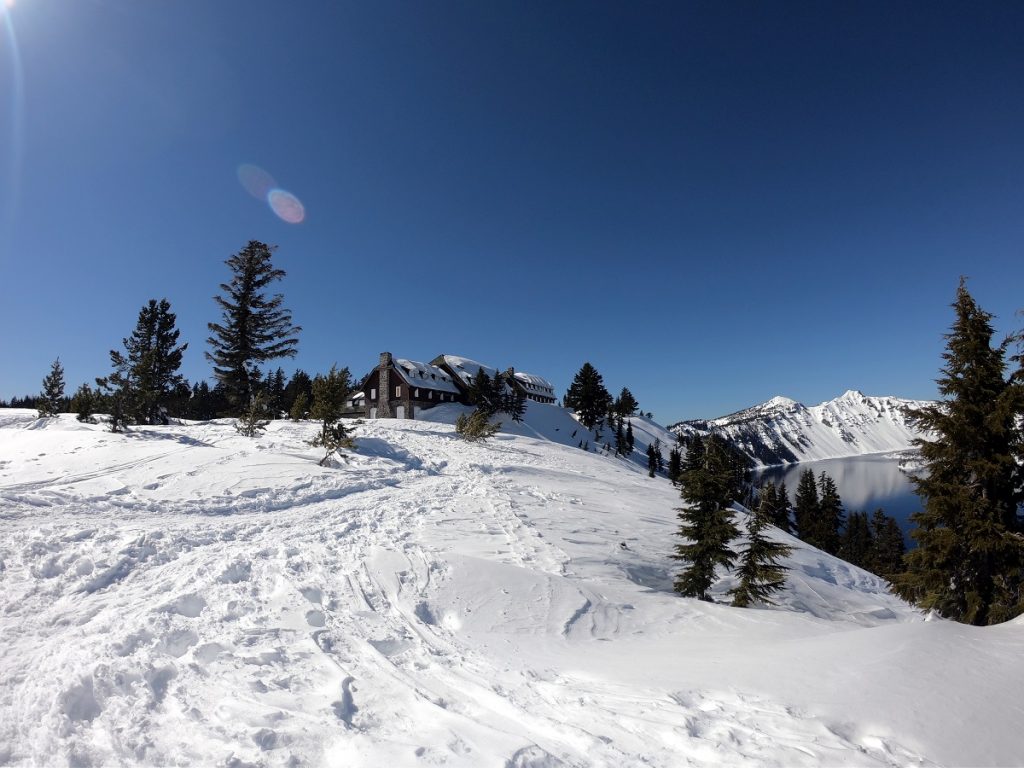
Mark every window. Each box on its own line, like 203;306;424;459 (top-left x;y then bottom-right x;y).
370;388;376;400
395;386;401;398
414;388;419;398
428;391;433;400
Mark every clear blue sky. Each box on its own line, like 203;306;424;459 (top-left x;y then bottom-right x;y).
1;1;1022;423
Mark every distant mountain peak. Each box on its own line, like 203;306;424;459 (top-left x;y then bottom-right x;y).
671;391;932;467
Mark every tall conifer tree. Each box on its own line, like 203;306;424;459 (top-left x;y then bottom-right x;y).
207;241;301;414
729;496;792;607
37;358;66;418
894;280;1024;625
672;434;747;600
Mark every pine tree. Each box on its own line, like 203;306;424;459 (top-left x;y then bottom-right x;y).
71;383;96;423
103;299;188;425
290;391;309;420
614;387;639;417
625;420;635;452
816;473;845;555
793;468;819;543
564;363;612;430
653;438;664;471
615;418;627;457
207;241;301;414
308;365;355;465
646;442;657;477
840;511;874;569
773;481;794;534
894;280;1024;625
37;358;66;417
507;387;527;423
236;389;270;437
668;446;682;485
284;370;313;414
468;369;499;416
267;367;287;418
456;409;501;441
729;496;793;607
672;434;745;600
868;509;907;579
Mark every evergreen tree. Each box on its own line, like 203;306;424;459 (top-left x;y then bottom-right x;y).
564;363;612;430
105;299;188;424
816;473;845;555
284;370;313;414
653;438;664;471
668;446;682;485
267;367;287;418
456;409;501;441
507;387;527;423
207;241;301;414
308;365;355;465
468;369;500;416
614;387;639;417
840;511;874;569
894;280;1024;625
672;434;746;600
290;391;309;420
646;442;657;477
615;418;627;457
793;468;819;543
626;420;635;452
236;390;270;437
773;482;794;534
729;497;793;607
868;509;907;579
71;383;96;423
37;358;66;417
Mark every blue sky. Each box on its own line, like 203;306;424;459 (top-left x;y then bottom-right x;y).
1;1;1022;423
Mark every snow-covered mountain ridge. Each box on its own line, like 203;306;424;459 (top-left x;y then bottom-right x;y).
2;406;1021;767
670;390;932;466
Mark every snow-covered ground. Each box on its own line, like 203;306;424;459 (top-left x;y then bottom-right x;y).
672;391;930;467
1;406;1021;767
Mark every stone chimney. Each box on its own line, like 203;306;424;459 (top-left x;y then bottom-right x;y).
378;352;393;418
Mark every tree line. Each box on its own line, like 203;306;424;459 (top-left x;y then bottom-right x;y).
25;240;357;458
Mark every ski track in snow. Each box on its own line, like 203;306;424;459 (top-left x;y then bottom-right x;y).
0;410;1018;766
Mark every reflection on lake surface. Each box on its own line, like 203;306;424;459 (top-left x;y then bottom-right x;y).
756;454;923;543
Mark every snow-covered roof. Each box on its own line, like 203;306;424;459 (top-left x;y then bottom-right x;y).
436;355;501;387
393;359;461;394
513;371;555;396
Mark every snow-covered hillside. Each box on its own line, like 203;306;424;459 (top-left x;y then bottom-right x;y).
2;408;1021;767
671;390;931;467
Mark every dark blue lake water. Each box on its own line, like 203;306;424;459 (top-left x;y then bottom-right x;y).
756;454;922;545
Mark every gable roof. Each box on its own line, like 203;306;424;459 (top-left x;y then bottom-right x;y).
513;371;556;397
435;355;501;388
393;359;461;394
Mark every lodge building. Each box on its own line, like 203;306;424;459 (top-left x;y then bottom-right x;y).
361;352;556;419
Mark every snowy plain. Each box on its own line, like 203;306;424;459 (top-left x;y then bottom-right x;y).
1;404;1021;767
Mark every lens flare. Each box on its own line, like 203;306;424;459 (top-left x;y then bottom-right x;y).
237;163;277;200
267;188;305;224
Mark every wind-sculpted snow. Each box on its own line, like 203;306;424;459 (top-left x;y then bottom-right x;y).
0;410;1021;766
671;390;932;466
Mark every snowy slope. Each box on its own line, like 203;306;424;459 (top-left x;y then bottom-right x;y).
1;410;1021;767
671;390;931;467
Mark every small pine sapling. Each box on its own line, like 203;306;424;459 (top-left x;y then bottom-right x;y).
236;391;271;437
308;366;355;465
456;409;501;442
